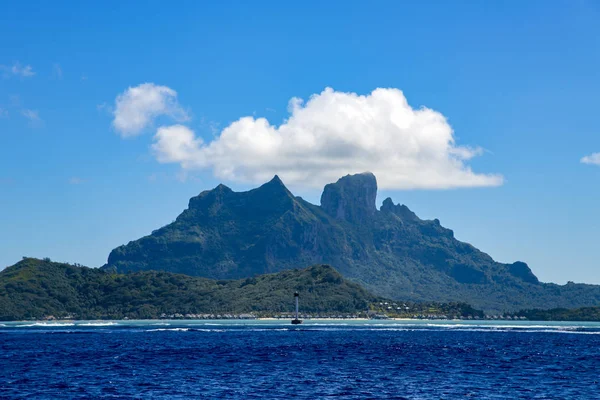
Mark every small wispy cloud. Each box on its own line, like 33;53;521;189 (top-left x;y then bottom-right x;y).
97;102;112;114
21;109;43;127
22;109;40;121
198;116;221;137
68;177;86;185
9;95;21;107
53;63;63;79
1;62;35;78
0;108;8;118
581;153;600;166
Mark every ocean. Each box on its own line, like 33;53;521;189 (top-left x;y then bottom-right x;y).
1;320;599;399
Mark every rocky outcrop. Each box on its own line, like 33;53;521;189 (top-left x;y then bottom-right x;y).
380;197;419;221
509;261;539;284
321;172;377;223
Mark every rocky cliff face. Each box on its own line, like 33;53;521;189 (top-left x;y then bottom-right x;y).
321;173;377;223
104;173;600;312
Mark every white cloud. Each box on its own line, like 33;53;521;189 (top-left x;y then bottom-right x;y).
21;109;40;121
53;63;63;79
112;83;188;137
1;62;35;78
152;125;203;166
150;87;503;190
0;108;8;118
21;109;43;128
581;153;600;166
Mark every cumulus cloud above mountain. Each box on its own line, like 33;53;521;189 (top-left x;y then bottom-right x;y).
115;85;503;189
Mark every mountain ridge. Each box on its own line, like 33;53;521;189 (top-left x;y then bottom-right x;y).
0;258;378;320
1;258;484;320
104;173;600;313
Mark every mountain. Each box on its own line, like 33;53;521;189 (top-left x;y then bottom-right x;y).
104;173;600;313
0;258;382;320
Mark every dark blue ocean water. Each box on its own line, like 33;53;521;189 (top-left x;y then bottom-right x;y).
1;320;599;399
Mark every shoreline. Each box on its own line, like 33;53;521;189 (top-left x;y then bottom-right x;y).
2;317;410;323
5;318;600;324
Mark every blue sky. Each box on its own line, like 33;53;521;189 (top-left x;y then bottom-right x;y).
1;0;598;284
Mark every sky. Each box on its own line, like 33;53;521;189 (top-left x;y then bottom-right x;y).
1;0;599;284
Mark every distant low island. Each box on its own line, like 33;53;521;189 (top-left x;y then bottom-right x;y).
2;258;599;322
0;258;481;321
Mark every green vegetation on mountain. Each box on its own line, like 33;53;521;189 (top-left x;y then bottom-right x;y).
0;258;377;320
0;258;480;320
103;173;600;313
514;306;600;321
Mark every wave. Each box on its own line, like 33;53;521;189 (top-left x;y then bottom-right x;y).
427;324;585;330
227;326;600;334
147;328;190;332
146;328;227;333
437;328;600;335
353;323;597;331
16;323;76;327
78;322;119;327
358;327;600;335
43;330;102;335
